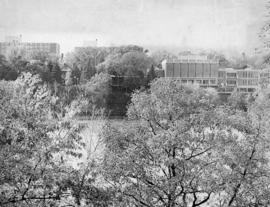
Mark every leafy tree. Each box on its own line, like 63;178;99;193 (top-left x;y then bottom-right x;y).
102;80;221;206
6;48;29;74
259;3;270;51
96;50;153;116
146;65;157;87
0;55;7;66
96;53;122;75
97;51;152;90
0;65;18;81
0;73;113;207
110;45;144;55
53;72;111;117
65;47;109;82
150;50;177;68
61;110;115;207
213;88;270;206
71;65;81;85
82;73;111;110
0;75;85;207
227;91;250;112
47;61;63;84
0;56;16;80
119;51;152;76
101;78;270;207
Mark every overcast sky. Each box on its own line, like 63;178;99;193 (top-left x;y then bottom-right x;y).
0;0;267;53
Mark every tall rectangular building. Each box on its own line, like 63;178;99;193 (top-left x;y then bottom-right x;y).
162;55;262;94
0;36;60;59
22;42;60;58
162;55;219;87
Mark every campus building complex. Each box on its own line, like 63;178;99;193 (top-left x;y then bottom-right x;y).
162;55;266;94
162;55;219;87
0;35;60;59
217;68;260;93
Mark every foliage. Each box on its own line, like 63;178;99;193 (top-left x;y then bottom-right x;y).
101;78;270;207
96;53;122;75
97;51;152;78
102;80;221;206
96;49;153;117
227;92;251;112
110;45;144;55
150;50;177;67
82;73;111;110
0;76;86;206
70;65;81;85
62;112;115;206
52;72;111;117
65;47;109;83
146;65;157;87
0;72;113;206
214;88;270;206
0;55;18;80
0;65;18;81
96;50;152;93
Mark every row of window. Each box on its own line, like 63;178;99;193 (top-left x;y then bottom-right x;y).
0;46;57;50
237;88;256;92
220;79;258;86
218;71;259;78
24;45;50;48
180;79;216;85
261;73;270;78
218;88;256;93
226;73;237;78
238;71;259;78
227;80;237;85
238;79;258;86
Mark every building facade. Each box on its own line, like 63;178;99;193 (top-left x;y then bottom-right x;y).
162;56;219;87
162;56;264;94
0;36;60;59
217;68;260;93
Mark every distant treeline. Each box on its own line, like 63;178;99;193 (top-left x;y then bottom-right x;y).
1;45;270;117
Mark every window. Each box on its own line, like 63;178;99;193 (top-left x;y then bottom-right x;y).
196;80;202;84
218;71;225;78
227;80;236;85
239;88;247;92
227;73;236;78
248;79;258;86
210;80;216;84
218;88;226;92
248;71;258;78
238;79;247;86
248;72;253;78
238;80;242;86
238;71;247;78
226;87;234;92
182;80;187;84
203;80;209;85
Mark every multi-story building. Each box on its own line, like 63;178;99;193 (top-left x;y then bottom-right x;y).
217;68;260;93
161;55;219;87
0;36;60;59
162;55;263;94
22;42;60;58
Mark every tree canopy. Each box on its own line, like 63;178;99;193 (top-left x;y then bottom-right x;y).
101;78;270;207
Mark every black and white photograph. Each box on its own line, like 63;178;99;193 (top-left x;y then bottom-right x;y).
0;0;270;206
